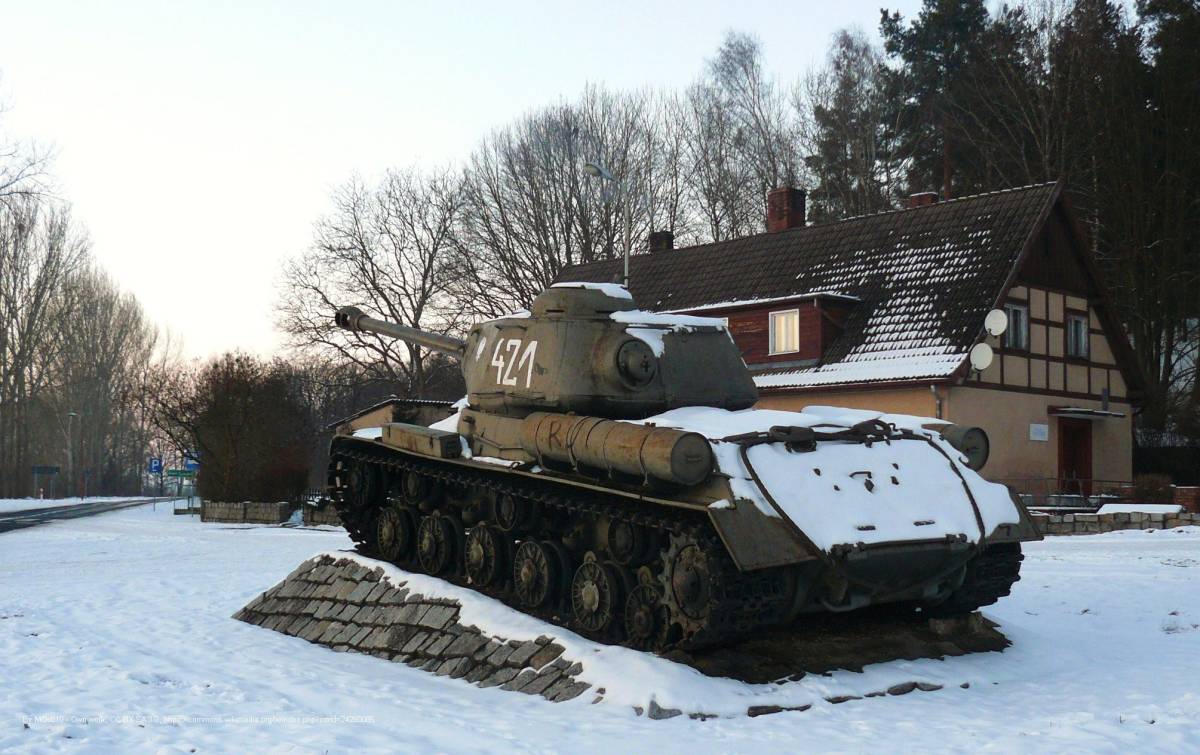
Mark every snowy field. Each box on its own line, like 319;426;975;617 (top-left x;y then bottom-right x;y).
2;504;1199;753
0;496;155;514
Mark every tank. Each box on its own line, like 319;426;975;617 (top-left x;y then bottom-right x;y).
328;282;1041;651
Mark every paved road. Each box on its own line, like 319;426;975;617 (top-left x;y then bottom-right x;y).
0;498;168;534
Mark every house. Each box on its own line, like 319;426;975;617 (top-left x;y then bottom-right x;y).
556;182;1142;500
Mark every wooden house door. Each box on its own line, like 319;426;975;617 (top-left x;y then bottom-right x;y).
1058;418;1093;496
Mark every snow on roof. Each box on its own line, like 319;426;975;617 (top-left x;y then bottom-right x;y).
755;352;968;388
671;291;861;312
550;281;633;300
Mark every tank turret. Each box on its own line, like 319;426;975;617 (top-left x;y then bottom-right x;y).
337;282;758;419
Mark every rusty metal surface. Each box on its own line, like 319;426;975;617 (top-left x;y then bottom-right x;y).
519;412;713;487
382;423;462;459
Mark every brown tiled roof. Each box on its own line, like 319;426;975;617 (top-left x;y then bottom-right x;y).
557;183;1061;388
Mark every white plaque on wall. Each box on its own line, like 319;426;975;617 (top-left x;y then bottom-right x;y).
1029;423;1049;442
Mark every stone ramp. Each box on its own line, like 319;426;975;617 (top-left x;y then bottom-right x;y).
234;554;591;703
236;553;1011;719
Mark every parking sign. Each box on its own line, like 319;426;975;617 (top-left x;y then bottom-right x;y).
149;457;163;475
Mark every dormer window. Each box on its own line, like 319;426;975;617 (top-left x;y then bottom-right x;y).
769;309;800;354
1003;303;1028;351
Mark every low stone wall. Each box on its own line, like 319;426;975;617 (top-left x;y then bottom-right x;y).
1032;510;1200;536
234;555;591;703
200;501;292;524
301;503;340;527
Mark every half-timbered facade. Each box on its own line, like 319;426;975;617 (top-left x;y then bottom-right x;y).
557;182;1142;498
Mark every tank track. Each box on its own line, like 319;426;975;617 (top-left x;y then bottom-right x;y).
925;541;1024;617
328;439;792;652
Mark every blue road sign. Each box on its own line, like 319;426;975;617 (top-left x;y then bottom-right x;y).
184;456;200;472
149;457;163;475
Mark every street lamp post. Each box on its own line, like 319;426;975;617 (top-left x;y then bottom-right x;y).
582;161;633;288
65;411;78;499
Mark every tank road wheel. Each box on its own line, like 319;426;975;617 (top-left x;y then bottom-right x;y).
607;519;651;566
494;493;533;533
624;584;669;650
417;513;457;575
375;506;416;563
464;525;507;587
571;558;625;634
513;541;561;608
403;470;442;512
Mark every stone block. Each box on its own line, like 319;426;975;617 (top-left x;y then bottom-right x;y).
347;581;376;603
418;605;459;630
318;622;345;644
365;583;391;603
521;669;562;696
486;642;515;667
401;631;431;655
647;700;682;720
465;663;494;684
479;667;518;689
445;632;488;659
424;633;455;657
501;669;539;692
528;643;564;670
349;626;374;647
474;640;503;662
507;640;541;668
436;657;468;677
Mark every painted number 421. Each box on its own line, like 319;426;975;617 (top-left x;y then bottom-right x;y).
491;339;538;388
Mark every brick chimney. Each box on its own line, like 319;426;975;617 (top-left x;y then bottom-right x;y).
906;191;939;208
647;230;674;252
766;187;806;232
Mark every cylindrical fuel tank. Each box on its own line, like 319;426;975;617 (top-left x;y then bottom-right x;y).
519;412;713;486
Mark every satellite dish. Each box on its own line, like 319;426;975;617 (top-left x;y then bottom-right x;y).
969;342;994;371
984;309;1008;337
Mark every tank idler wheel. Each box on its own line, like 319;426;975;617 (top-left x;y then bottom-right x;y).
513;540;562;608
624;584;669;650
346;460;380;508
417;513;457;575
571;560;625;634
376;506;416;563
494;493;534;533
607;519;651;566
464;524;507;587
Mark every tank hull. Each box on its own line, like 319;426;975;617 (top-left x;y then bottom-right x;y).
329;423;1032;651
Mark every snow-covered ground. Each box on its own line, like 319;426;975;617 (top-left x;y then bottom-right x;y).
2;504;1199;753
0;496;154;514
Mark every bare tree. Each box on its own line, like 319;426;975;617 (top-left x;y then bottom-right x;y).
453;85;686;315
278;167;464;397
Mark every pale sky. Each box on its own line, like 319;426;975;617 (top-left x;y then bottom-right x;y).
0;0;921;358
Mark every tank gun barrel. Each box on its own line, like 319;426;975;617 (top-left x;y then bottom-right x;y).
335;306;466;359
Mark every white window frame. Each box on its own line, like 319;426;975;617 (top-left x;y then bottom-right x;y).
1003;303;1029;351
768;309;800;355
1066;313;1089;359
